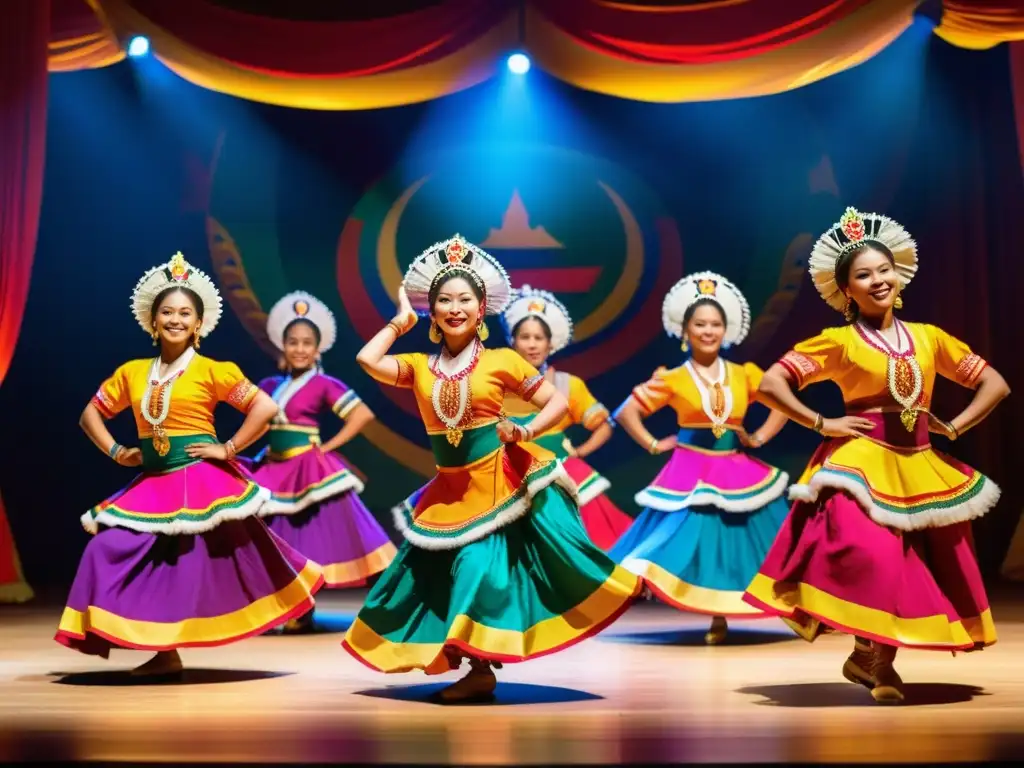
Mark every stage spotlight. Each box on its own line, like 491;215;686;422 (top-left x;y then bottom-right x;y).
128;36;150;57
913;0;943;26
507;53;531;75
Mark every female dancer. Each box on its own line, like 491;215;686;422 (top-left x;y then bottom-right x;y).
342;235;641;703
57;252;324;675
743;207;1009;703
500;286;633;549
610;272;790;644
248;292;396;632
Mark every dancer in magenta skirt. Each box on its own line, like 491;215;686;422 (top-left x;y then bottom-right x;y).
743;207;1010;703
57;252;324;676
500;286;633;550
249;291;396;632
609;272;790;644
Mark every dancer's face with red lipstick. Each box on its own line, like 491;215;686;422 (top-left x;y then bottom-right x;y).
431;274;484;347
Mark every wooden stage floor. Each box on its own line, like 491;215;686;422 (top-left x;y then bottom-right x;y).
2;586;1023;765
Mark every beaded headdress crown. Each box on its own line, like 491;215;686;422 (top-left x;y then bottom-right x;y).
501;285;574;355
662;271;751;348
402;234;512;316
265;291;337;354
809;207;918;313
131;252;223;337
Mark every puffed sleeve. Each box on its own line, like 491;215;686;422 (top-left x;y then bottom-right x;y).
776;328;846;390
321;375;364;418
742;362;765;398
256;376;280;396
91;364;132;419
568;375;609;430
212;361;259;412
364;353;420;389
630;369;674;416
928;325;988;388
495;349;545;401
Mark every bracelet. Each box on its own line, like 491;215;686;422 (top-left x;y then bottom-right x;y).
948;421;960;441
648;437;658;454
749;433;764;447
386;321;405;337
224;439;237;460
811;413;824;433
108;442;122;460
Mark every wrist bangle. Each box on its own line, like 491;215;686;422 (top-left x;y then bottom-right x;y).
948;421;960;441
812;413;824;433
387;321;404;337
224;439;237;460
648;437;658;454
108;442;122;460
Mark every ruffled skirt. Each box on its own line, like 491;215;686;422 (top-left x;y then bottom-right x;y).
59;442;324;655
247;449;396;588
342;483;641;674
743;429;999;650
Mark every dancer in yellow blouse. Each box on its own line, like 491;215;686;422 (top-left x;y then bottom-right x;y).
500;286;632;549
57;252;323;675
744;207;1010;703
610;272;789;644
342;235;641;703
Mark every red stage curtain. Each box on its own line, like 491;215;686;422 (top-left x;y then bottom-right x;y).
87;0;519;110
0;0;46;604
526;0;919;102
43;1;1024;105
48;0;124;71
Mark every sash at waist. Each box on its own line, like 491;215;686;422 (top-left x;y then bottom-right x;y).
268;424;320;455
140;434;216;472
675;428;737;452
849;409;930;449
428;423;502;468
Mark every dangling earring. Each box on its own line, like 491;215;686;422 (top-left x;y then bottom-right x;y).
843;297;856;323
151;327;159;346
894;290;904;310
429;321;442;344
477;318;489;342
680;337;689;353
192;327;201;350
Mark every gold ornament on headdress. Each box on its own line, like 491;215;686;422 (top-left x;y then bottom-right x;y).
808;206;918;314
501;285;574;355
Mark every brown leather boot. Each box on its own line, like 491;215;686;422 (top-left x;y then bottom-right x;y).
842;636;875;689
704;616;728;645
434;658;498;704
868;643;905;704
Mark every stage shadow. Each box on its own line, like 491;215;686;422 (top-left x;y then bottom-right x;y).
309;612;356;634
49;668;294;687
738;681;988;707
600;627;797;647
355;681;603;706
262;611;355;637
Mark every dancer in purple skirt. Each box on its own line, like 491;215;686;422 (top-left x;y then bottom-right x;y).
248;291;397;633
57;252;324;676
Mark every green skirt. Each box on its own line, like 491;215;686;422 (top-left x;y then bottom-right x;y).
342;484;641;674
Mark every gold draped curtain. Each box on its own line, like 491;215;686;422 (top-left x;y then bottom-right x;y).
44;0;1024;108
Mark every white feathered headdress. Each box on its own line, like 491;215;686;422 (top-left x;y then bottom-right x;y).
402;234;512;316
501;285;574;355
265;291;337;354
662;271;751;349
809;206;918;313
131;252;223;337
